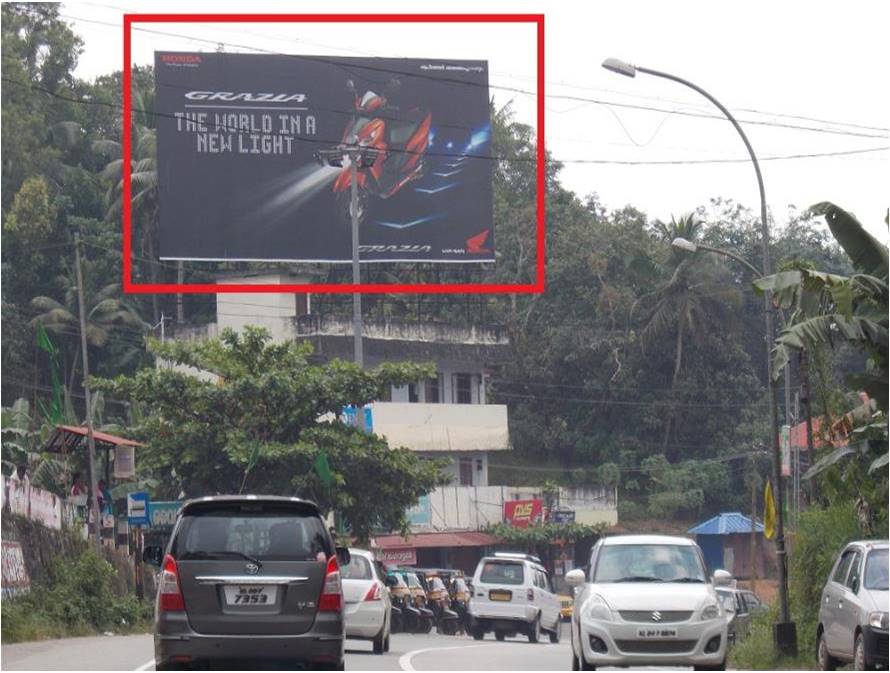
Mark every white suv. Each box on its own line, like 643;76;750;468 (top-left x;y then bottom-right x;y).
567;535;727;670
468;552;562;643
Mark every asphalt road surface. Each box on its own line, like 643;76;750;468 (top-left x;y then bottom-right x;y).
1;628;575;671
2;625;701;670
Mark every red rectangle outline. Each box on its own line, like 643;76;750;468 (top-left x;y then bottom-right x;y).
122;13;544;294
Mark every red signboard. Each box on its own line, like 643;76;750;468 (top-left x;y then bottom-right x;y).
378;548;417;566
504;499;543;528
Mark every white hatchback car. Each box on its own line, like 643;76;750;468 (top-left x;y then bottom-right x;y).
341;548;392;654
567;535;728;671
468;552;562;643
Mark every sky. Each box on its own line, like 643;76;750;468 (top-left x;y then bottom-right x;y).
61;0;889;242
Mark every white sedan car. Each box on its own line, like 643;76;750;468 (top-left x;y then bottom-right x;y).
568;535;728;671
341;548;392;654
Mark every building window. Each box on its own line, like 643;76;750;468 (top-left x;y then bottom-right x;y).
453;373;473;404
459;457;474;486
408;382;419;403
424;375;442;403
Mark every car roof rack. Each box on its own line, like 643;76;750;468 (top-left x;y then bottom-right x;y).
493;552;543;564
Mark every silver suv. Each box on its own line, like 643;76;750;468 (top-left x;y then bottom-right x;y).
143;495;350;670
817;540;888;670
468;552;562;643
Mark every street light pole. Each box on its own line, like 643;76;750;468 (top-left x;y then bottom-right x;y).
606;58;796;654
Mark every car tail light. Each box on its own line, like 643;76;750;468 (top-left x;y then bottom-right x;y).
318;555;342;612
527;588;535;601
364;583;382;602
159;554;185;612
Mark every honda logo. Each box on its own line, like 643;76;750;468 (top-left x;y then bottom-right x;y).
245;562;259;575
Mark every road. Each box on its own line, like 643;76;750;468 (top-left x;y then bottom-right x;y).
1;628;574;671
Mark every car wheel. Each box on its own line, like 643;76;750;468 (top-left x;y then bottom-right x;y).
528;615;541;643
571;653;580;671
818;629;838;671
549;622;561;644
495;631;506;641
384;632;390;653
854;632;867;671
580;656;596;670
693;662;726;671
373;625;386;654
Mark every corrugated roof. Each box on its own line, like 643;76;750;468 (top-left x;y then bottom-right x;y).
688;512;764;536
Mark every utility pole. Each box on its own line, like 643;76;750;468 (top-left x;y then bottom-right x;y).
74;232;102;552
750;456;758;595
176;261;184;323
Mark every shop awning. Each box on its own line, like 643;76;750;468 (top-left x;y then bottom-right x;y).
43;425;143;454
373;530;502;550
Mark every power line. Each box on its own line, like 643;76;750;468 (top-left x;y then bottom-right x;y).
59;12;889;141
5;76;886;167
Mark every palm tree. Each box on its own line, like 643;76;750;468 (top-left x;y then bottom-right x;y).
639;214;742;451
30;270;148;399
94;89;160;321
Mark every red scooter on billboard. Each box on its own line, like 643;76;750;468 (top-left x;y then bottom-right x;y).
328;78;432;227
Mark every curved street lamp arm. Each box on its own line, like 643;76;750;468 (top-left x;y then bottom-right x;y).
696;243;764;278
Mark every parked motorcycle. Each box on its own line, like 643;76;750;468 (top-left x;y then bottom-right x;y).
425;575;461;636
387;572;419;634
325;78;432;228
449;576;472;635
403;571;434;634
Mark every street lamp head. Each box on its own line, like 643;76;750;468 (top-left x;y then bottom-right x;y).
671;237;698;254
602;58;637;78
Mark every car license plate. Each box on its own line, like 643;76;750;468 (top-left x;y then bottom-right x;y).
637;627;678;638
489;590;512;602
224;585;277;606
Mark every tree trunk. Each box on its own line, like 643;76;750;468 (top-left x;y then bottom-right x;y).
661;320;685;455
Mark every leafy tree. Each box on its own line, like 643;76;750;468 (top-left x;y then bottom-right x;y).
92;326;447;542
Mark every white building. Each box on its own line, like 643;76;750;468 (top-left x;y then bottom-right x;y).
171;271;512;487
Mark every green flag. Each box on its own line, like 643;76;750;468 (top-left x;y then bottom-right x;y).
35;324;64;425
313;451;333;488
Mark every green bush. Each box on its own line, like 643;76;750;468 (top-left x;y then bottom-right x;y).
730;501;861;670
1;548;153;643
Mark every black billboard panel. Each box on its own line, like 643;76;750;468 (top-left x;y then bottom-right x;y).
154;52;493;263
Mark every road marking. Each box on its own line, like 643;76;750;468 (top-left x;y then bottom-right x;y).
135;659;155;670
398;643;492;671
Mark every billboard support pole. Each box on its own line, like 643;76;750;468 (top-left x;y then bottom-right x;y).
349;150;366;431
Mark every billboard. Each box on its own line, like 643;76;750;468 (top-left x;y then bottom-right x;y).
155;52;493;263
504;498;543;528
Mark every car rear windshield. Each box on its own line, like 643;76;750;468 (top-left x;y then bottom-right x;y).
171;503;331;561
480;561;524;585
865;549;889;590
342;555;373;580
593;544;707;583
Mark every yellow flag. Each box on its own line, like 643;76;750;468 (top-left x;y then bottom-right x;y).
764;480;777;540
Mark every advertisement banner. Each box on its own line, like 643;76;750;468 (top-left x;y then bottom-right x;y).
504;499;543;528
148;501;182;531
780;424;791;477
156;52;493;264
1;541;30;598
378;548;417;566
406;495;431;527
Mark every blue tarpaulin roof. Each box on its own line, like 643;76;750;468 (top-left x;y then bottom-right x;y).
688;512;764;535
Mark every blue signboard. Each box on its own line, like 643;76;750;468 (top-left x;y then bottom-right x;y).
552;510;576;525
407;495;431;526
342;405;373;433
127;491;150;526
148;501;183;530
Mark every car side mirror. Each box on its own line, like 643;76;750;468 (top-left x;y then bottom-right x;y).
142;545;163;567
336;546;351;567
713;569;733;587
384;574;398;587
565;569;586;587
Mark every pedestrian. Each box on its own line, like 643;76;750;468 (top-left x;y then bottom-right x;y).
97;479;113;513
70;472;86;497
